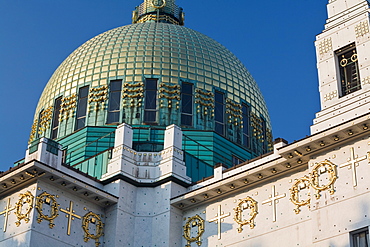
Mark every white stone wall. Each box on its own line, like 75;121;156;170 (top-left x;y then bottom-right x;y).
0;180;106;247
181;134;370;246
0;184;36;247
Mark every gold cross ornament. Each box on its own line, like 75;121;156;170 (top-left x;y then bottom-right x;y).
60;201;81;235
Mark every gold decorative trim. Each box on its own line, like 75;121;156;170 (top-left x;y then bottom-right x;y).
310;160;337;199
35;191;59;228
289;176;311;214
183;214;205;247
124;82;143;87
323;90;338;102
15;191;34;226
38;106;53;136
60;94;77;121
89;86;108;112
318;38;332;55
28;120;38;144
362;76;370;85
195;88;214;116
233;196;258;233
122;92;143;98
355;21;369;37
123;87;143;93
60;201;82;235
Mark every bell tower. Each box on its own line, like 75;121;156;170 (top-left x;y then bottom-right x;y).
311;0;370;134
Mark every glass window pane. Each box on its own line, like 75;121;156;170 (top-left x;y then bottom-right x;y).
107;80;122;124
107;112;120;124
144;79;158;123
75;86;89;131
110;79;122;91
51;97;62;139
146;79;157;90
79;86;89;98
181;82;193;126
181;114;192;126
145;91;157;109
144;111;156;122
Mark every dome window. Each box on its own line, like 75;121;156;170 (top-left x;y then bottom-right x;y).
144;79;158;123
51;97;62;139
181;82;193;127
214;91;225;136
242;104;250;149
107;80;122;124
75;86;89;131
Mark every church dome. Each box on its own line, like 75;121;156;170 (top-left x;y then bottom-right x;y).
29;2;272;156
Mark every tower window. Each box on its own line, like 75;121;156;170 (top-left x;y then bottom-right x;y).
107;80;122;124
51;97;62;139
242;104;250;149
351;228;369;247
215;91;225;136
337;43;361;97
75;86;89;131
181;82;193;126
144;79;158;123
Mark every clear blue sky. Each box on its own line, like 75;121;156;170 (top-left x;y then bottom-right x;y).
0;0;326;171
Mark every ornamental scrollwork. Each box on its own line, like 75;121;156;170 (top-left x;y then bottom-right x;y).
233;196;258;233
35;191;59;228
183;214;205;247
15;191;34;226
310;160;337;199
82;212;104;247
289;176;311;214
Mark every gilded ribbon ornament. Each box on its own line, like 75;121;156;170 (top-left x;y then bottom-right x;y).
310;160;337;199
289;176;311;214
233;196;258;233
183;214;205;247
82;212;104;247
15;191;34;226
35;191;59;228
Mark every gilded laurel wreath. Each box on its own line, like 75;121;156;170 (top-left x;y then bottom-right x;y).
310;160;337;199
233;196;258;233
289;176;311;214
82;212;104;247
35;191;59;228
183;214;205;247
15;191;34;226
